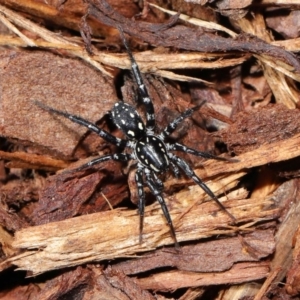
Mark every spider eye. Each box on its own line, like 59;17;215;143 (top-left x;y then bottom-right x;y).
111;102;146;139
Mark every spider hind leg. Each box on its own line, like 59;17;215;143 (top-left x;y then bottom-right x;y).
169;153;236;223
144;168;180;249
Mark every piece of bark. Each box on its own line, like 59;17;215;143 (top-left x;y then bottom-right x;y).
5;189;278;275
219;103;300;155
234;12;300;109
0;283;40;300
286;225;300;296
102;266;155;300
136;262;270;291
0;125;297;266
286;225;300;295
0;204;27;233
266;10;300;39
265;178;300;295
30;161;128;225
0;177;44;208
165;131;300;193
113;229;275;275
215;0;252;19
13;264;156;300
4;129;300;275
1;126;300;269
0;50;117;158
179;288;205;300
35;266;92;300
0;150;69;171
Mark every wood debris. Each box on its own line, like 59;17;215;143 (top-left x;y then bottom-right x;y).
0;0;299;299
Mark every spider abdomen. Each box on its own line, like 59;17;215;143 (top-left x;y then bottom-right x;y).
111;101;146;140
135;135;169;172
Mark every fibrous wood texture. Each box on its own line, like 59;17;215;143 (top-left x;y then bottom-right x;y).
0;1;300;299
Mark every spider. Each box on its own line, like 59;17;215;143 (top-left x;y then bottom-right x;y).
35;30;236;248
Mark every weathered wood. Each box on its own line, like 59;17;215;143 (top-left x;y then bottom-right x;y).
136;262;270;291
6;191;277;275
5;131;300;275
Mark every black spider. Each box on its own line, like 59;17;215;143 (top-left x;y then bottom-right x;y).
35;30;236;248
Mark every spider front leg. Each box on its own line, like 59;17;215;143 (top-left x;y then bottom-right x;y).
159;102;205;140
167;142;236;162
169;153;236;223
76;153;132;171
118;27;155;130
34;100;128;148
161;101;236;162
144;168;180;248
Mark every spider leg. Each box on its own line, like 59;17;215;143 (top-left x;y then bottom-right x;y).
151;171;164;190
167;142;237;162
160;101;206;140
135;168;146;244
170;161;181;178
34;100;128;148
169;153;236;223
118;27;155;130
144;169;180;248
76;153;132;171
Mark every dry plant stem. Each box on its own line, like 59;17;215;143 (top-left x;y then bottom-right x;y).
0;4;72;45
0;12;36;46
0;4;111;77
0;5;248;83
257;55;300;83
1;0;82;30
0;34;248;83
148;2;238;38
253;268;281;300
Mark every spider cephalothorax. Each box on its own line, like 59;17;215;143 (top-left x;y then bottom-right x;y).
35;29;236;248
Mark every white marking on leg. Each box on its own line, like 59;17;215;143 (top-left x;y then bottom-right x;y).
150;164;159;172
